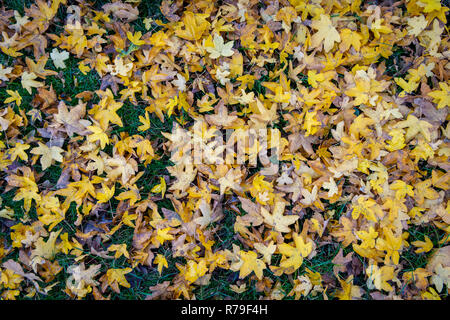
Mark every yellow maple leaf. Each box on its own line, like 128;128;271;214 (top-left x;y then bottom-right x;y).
356;227;378;249
30;142;64;170
390;180;414;200
66;263;101;298
9;142;30;161
86;125;110;149
21;71;44;94
205;34;234;59
366;264;396;292
302;111;321;137
310;14;341;52
407;15;428;36
155;227;175;246
31;229;62;270
395;114;433;142
154;254;168;275
278;233;313;272
349;115;375;140
335;275;362;300
102;268;132;293
175;12;210;41
238;250;265;280
412;236;434;254
260;201;299;233
4;90;22;106
430;263;450;293
428;82;449;109
254;241;276;264
375;228;403;265
96;184;115;203
151;177;166;198
78;62;90;75
138;111;151;131
107;244;130;259
184;260;208;283
126;31;145;46
339;28;362;52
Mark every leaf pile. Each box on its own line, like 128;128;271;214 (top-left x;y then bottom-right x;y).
0;0;449;300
